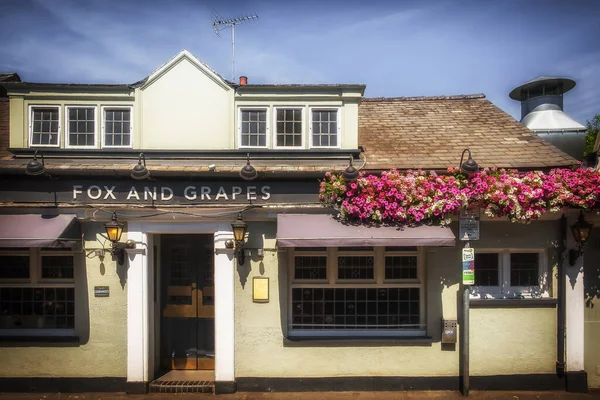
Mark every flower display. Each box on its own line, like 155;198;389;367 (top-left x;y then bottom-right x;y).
320;167;600;225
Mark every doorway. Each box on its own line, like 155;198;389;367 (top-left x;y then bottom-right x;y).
160;234;215;371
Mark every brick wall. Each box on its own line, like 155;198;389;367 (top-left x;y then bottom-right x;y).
0;96;8;153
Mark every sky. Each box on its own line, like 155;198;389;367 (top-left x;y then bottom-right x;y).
1;0;599;125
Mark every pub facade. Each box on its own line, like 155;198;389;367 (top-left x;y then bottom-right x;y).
0;51;595;394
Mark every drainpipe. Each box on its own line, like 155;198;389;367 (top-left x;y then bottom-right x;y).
556;214;566;377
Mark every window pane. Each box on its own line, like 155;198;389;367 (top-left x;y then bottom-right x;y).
385;256;417;279
291;287;420;330
294;256;327;280
42;255;74;279
510;253;539;286
0;287;75;329
338;256;374;280
474;253;499;286
0;255;30;279
240;110;266;147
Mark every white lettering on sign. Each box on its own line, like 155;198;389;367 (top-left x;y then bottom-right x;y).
103;186;116;200
161;187;173;201
184;186;197;200
215;186;228;201
200;186;211;200
70;184;276;203
87;185;102;200
261;186;271;200
73;185;83;200
127;187;140;200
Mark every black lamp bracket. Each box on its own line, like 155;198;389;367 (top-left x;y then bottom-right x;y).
111;240;136;265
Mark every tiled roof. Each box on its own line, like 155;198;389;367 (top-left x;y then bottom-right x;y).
358;94;577;170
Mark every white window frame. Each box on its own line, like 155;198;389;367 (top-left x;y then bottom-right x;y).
470;248;548;299
288;247;426;338
65;105;98;149
28;105;61;148
309;107;341;149
101;105;133;149
273;106;305;149
0;248;76;337
238;107;270;149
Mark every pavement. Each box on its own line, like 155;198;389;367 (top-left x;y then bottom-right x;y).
0;392;599;400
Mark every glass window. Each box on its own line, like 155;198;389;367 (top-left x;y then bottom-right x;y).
276;108;302;147
67;107;95;147
240;109;267;147
474;253;499;286
510;253;539;286
0;249;75;333
31;107;60;146
104;108;131;147
294;256;327;280
385;256;417;280
312;109;338;147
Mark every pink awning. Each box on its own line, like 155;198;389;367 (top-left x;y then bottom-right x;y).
0;214;81;248
277;214;455;247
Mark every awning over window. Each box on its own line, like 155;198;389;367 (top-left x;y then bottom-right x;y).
277;214;455;247
0;214;81;248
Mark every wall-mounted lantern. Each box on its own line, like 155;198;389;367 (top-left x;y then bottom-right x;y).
343;156;359;181
104;212;135;265
569;211;593;266
25;150;46;176
231;213;248;265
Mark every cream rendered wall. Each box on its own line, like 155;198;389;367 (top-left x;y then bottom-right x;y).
234;220;559;378
0;223;127;377
139;58;232;149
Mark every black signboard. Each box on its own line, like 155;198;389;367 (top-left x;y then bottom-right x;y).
0;180;320;205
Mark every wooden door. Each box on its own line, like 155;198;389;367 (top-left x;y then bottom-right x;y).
160;234;215;370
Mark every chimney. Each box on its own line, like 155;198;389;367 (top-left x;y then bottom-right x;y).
239;76;248;85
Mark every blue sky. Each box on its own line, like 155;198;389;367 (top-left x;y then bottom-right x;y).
1;0;598;124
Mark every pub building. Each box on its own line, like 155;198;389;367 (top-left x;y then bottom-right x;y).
0;52;596;394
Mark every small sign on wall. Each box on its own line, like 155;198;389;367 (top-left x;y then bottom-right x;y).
459;208;480;241
252;277;269;303
462;248;475;286
94;286;110;297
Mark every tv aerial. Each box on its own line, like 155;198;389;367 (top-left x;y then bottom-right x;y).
211;12;259;82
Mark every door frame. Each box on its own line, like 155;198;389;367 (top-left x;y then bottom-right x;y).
126;221;235;386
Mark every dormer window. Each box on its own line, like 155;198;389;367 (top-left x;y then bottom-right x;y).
102;106;132;148
239;108;268;147
310;108;340;148
275;108;303;148
66;106;97;148
29;106;61;147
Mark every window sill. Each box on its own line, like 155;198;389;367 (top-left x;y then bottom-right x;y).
0;335;80;344
283;336;433;347
470;298;557;308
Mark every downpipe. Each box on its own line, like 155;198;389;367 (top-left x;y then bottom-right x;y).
556;214;566;377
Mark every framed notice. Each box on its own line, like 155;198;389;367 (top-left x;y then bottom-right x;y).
462;248;475;285
459;208;480;241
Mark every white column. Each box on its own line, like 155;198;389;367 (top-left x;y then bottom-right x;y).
126;227;150;384
214;230;235;382
565;212;585;372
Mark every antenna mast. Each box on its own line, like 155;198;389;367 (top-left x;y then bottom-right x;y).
211;12;259;82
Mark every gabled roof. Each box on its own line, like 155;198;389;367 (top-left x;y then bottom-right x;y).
134;49;232;91
358;94;577;170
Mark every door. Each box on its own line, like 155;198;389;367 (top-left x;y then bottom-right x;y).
160;234;215;370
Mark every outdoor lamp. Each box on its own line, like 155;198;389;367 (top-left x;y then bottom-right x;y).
459;149;479;174
104;212;127;265
25;150;46;176
343;156;359;181
569;211;593;266
131;153;150;180
239;153;258;181
231;213;248;265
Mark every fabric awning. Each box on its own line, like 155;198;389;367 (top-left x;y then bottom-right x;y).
0;214;81;248
277;214;455;247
